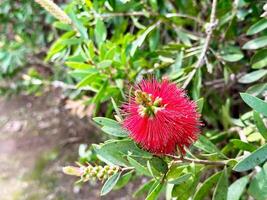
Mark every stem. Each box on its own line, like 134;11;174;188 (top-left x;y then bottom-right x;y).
167;154;227;166
182;0;218;89
94;12;204;24
182;157;227;166
121;167;135;172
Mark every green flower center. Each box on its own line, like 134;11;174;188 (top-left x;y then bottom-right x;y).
135;90;165;117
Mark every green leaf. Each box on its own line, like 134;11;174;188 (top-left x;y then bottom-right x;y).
101;172;121;196
145;182;163;200
248;163;267;200
233;143;267;172
66;7;88;39
230;139;257;152
168;173;192;185
114;170;133;190
254;111;267;140
101;126;128;137
92;80;108;108
196;98;204;113
221;54;243;62
246;83;267;96
149;28;160;51
242;36;267;50
93;117;128;137
166;164;187;180
251;49;267;69
111;97;123;120
240;93;267;117
193;171;222;200
76;73;98;88
227;176;249;200
238;69;267;84
212;168;228;200
247;19;267;35
97;60;112;68
172;175;199;200
170;50;184;73
127;156;151;176
194;135;226;158
93;117;119;127
133;179;155;198
65;62;93;70
95;19;107;46
149;157;168;174
93;139;152;166
130;23;158;56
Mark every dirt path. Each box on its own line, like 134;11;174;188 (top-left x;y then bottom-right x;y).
0;92;137;200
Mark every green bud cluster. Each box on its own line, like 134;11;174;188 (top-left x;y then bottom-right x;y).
63;164;120;182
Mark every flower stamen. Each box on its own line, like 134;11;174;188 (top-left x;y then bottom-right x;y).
135;90;165;117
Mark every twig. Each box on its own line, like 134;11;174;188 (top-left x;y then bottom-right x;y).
182;157;227;166
167;154;227;166
94;12;204;24
182;0;218;89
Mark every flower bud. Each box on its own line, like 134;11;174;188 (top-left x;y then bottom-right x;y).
62;166;84;176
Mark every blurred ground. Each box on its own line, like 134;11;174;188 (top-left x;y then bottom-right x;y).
0;91;138;200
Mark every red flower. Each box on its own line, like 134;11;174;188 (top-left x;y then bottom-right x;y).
122;79;200;155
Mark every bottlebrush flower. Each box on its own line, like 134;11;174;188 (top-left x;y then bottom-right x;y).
122;79;201;155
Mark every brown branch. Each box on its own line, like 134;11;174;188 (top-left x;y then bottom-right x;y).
182;0;218;89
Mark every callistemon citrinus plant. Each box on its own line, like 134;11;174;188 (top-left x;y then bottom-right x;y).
122;79;201;155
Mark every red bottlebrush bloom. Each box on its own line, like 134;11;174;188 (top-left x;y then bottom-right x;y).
122;79;201;155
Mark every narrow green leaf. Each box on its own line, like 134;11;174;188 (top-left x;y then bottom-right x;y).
168;173;192;185
93;117;119;127
254;111;267;140
130;23;157;56
133;179;155;198
247;19;267;35
101;126;129;137
251;49;267;69
221;53;243;62
233;143;267;172
212;168;228;200
248;163;267;200
111;97;123;120
92;80;108;106
196;98;204;113
246;83;267;96
238;69;267;84
95;19;107;46
145;182;163;200
149;28;160;51
150;157;168;174
101;172;121;196
127;156;151;176
76;73;98;88
114;170;133;189
193;171;222;200
66;7;88;39
227;176;249;200
242;36;267;50
194;135;226;158
240;93;267;117
230;139;257;152
65;62;93;70
170;50;184;73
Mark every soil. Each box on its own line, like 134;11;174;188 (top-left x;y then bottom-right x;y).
0;90;139;200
